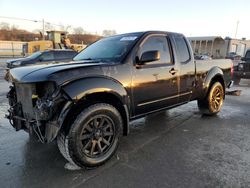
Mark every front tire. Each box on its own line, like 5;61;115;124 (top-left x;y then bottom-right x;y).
198;82;224;115
62;103;123;168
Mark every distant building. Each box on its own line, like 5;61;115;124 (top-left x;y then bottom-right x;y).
188;36;250;58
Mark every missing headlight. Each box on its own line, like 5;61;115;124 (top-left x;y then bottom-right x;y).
35;82;56;99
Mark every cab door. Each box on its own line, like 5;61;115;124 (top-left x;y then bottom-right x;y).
132;34;179;116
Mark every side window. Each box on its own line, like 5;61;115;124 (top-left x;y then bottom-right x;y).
40;52;54;61
66;51;77;59
174;36;191;63
140;36;172;65
54;51;61;60
55;51;76;60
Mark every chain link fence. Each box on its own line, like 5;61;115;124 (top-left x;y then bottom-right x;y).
0;41;26;57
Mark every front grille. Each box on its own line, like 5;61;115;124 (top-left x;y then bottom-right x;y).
15;83;36;119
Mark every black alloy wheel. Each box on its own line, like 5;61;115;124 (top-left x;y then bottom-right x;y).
64;103;123;168
79;115;115;158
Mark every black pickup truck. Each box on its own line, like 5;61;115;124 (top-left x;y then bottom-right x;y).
233;49;250;85
6;31;233;168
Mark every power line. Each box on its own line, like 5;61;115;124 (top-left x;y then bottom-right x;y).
0;16;98;35
0;16;39;23
0;16;67;27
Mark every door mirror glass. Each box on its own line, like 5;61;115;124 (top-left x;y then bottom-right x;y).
139;50;160;64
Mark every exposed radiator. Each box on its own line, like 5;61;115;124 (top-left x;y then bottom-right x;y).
15;83;36;119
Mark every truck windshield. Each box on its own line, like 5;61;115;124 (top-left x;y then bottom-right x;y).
73;34;140;62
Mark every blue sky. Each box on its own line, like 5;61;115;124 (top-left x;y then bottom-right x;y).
0;0;250;38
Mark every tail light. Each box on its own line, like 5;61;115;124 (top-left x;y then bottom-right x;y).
230;62;234;78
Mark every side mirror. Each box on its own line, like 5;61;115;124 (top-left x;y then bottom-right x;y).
39;57;44;62
139;50;160;64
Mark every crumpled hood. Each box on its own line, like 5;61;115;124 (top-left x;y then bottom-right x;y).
9;60;111;84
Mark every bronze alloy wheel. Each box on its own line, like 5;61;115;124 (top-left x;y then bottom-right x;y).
80;115;115;157
197;81;225;115
208;82;224;113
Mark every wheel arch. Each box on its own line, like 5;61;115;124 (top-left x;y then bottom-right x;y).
59;77;130;137
203;67;225;98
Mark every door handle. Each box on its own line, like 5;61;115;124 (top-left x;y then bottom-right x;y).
169;68;178;75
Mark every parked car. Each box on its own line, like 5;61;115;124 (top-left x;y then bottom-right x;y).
6;31;233;168
194;54;212;60
226;52;241;61
233;49;250;84
6;49;78;69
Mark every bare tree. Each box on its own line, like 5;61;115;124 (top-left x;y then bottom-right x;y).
11;24;19;30
102;30;117;37
45;23;54;31
73;27;85;34
32;29;41;33
59;24;71;32
0;22;10;30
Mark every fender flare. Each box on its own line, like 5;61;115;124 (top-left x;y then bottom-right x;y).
203;67;225;96
62;77;128;102
58;77;130;137
46;77;131;142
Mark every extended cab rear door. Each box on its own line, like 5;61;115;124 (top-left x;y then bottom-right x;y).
172;34;195;103
132;34;179;116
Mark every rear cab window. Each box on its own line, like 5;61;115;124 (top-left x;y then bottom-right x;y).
174;35;191;63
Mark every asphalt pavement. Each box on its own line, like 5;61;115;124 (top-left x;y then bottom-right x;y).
0;67;250;188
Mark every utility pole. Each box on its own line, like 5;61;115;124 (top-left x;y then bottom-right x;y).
235;20;239;39
42;19;45;40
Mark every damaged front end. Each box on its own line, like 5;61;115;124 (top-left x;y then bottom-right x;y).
6;81;70;143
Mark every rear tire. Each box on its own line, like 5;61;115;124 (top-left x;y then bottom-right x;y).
60;103;123;168
198;82;224;115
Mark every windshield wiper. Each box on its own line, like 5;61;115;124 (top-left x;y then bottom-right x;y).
80;58;95;60
76;58;104;61
74;58;114;63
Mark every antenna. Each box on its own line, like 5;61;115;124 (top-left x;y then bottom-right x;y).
234;20;239;39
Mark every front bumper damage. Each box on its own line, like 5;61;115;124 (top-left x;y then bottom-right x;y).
6;83;69;143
